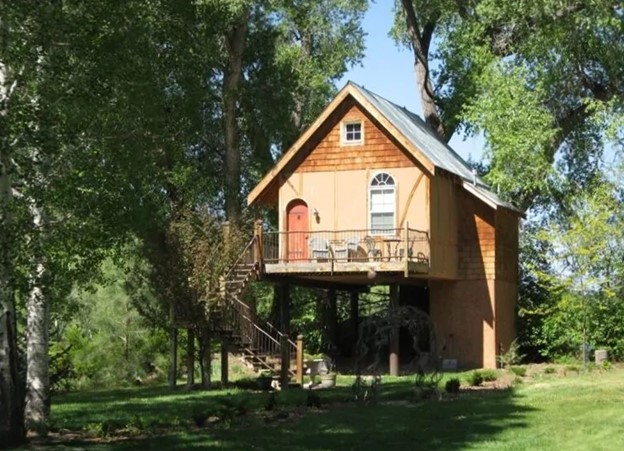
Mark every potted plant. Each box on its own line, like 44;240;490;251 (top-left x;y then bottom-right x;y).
256;370;273;390
319;372;336;388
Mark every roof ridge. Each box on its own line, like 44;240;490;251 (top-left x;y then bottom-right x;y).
347;81;491;189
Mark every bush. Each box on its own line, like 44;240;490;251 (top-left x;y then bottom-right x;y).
469;371;484;387
479;369;499;382
445;378;461;394
510;366;527;377
543;366;556;374
601;360;613;370
413;372;442;400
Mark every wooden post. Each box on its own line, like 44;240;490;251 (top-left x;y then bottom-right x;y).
280;334;290;389
350;291;359;356
279;284;290;335
220;341;229;387
199;328;212;389
296;335;304;387
186;328;195;388
253;219;263;265
404;221;410;277
389;284;400;376
168;304;178;389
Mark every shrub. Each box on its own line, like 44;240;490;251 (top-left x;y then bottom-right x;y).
445;378;461;394
543;366;556;374
510;366;527;377
479;369;498;382
413;372;442;400
497;339;525;368
601;360;613;370
469;371;484;387
565;365;580;374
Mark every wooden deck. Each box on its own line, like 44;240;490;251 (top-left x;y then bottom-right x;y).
256;226;430;282
264;260;429;276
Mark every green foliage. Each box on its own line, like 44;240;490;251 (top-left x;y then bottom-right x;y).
509;366;527;377
497;339;525;369
413;372;442;400
543;367;556;374
444;378;461;394
52;260;168;389
601;360;613;371
468;371;484;387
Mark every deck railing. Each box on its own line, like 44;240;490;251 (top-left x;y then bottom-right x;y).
259;226;429;266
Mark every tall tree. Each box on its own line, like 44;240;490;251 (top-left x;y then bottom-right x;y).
393;0;624;209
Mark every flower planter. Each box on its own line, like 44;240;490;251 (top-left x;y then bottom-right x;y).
319;373;336;388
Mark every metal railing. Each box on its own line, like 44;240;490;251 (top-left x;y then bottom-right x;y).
260;227;429;265
221;292;297;377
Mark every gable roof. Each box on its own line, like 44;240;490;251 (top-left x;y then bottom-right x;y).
248;81;522;214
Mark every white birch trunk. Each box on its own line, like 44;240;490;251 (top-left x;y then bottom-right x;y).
0;42;26;446
25;201;49;426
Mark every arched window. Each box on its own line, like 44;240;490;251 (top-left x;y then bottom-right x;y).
369;173;396;234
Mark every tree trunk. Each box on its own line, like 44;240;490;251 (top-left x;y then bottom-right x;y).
399;0;446;140
199;328;212;389
25;202;50;428
222;10;249;225
186;327;195;388
0;55;26;447
168;304;177;389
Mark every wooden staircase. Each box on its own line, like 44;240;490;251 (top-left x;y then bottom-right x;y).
208;237;301;383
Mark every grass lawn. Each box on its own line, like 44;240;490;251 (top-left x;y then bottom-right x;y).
23;367;624;450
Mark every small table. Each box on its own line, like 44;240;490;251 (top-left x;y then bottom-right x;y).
382;236;401;261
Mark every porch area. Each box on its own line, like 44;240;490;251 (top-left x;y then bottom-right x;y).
254;225;430;278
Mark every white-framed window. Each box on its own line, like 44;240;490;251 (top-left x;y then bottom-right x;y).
369;172;396;235
341;121;363;145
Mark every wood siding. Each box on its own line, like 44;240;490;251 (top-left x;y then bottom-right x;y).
295;99;414;173
428;175;458;279
457;190;496;280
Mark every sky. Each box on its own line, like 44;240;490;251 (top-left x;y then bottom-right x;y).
336;1;484;162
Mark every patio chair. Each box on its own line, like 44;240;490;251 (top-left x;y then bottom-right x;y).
363;236;382;261
309;238;330;261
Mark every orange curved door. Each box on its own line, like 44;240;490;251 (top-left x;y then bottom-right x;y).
287;200;308;261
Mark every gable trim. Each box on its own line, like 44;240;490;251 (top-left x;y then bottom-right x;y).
247;84;436;207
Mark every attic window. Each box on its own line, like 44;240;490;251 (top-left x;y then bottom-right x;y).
341;121;363;145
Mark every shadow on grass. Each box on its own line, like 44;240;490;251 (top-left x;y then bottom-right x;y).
47;382;534;450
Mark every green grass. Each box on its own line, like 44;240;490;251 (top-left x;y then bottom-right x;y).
28;368;624;450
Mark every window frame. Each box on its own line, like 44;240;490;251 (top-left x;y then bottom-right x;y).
368;172;397;236
341;120;364;145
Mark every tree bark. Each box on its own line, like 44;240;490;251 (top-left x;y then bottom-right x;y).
186;327;195;388
399;0;446;140
0;52;26;446
25;202;50;428
199;328;212;389
168;304;177;389
222;10;249;225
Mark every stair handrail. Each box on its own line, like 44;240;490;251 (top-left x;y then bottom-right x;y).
229;294;297;349
223;236;256;283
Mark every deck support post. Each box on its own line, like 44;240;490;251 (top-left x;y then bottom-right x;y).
220;341;229;387
350;291;359;355
168;304;178;389
186;328;195;388
279;283;291;389
328;289;338;355
280;334;290;389
296;335;304;386
389;284;400;376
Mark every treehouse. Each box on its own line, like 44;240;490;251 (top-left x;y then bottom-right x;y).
246;81;522;370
